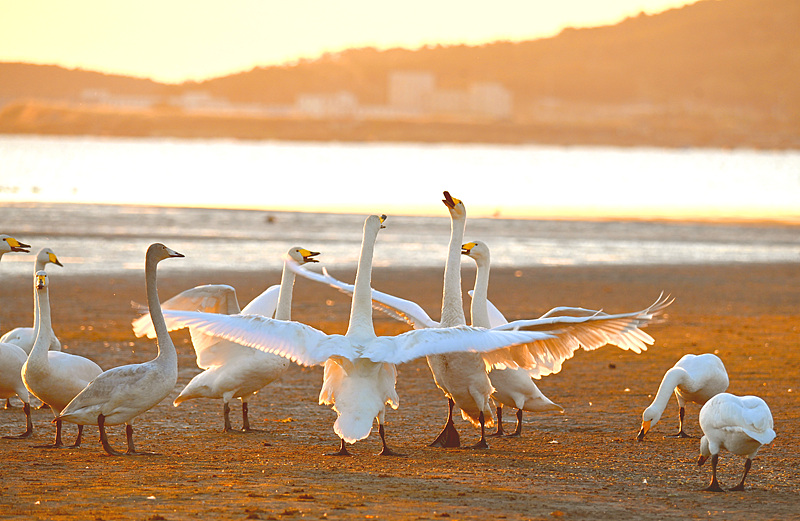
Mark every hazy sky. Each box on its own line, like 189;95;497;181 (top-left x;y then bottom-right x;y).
1;0;697;84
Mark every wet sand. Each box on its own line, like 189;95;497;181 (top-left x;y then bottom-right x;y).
1;262;798;520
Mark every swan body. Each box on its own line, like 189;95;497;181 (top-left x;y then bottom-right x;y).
55;243;184;455
697;392;775;492
21;270;103;448
151;215;558;455
1;248;64;354
637;353;729;440
133;247;318;432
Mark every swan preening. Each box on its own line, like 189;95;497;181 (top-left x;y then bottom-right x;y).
697;392;775;492
132;247;319;432
55;243;184;455
1;247;64;354
637;353;729;440
21;270;103;448
144;215;572;456
0;235;33;439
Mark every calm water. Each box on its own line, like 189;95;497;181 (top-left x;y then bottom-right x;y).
0;136;798;276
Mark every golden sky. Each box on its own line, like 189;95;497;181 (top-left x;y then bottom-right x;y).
0;0;697;84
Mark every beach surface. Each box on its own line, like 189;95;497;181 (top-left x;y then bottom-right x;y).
1;262;798;520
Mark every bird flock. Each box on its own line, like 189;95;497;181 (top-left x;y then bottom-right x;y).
0;192;776;492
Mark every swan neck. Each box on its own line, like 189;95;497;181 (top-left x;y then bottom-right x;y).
470;255;491;328
29;283;52;362
347;225;378;338
650;368;685;413
274;261;296;321
440;212;466;327
146;254;176;364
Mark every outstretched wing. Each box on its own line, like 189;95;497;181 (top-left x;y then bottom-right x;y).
287;258;439;329
131;284;241;338
241;285;281;316
485;293;673;377
150;310;357;367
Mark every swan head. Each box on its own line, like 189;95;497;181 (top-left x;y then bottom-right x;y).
364;214;387;232
697;436;711;465
146;243;185;263
35;270;48;290
0;234;31;254
461;241;490;262
37;247;63;268
442;191;466;219
287;247;320;264
636;406;663;441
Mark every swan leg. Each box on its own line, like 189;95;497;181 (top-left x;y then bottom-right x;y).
429;398;461;448
241;401;262;432
466;411;489;449
223;402;233;432
377;424;404;457
3;398;12;409
703;454;725;492
489;406;504;437
67;424;84;448
2;402;33;439
666;406;693;438
730;458;752;491
325;437;351;457
98;414;122;456
34;417;65;448
509;409;523;437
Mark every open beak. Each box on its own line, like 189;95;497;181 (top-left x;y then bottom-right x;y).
379;215;387;229
461;242;476;256
442;191;457;209
301;249;320;263
636;420;650;441
6;237;30;253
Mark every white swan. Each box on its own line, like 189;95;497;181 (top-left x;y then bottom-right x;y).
21;270;103;448
288;195;671;447
132;247;319;432
1;247;64;354
637;353;729;440
150;215;560;456
461;240;563;438
55;243;184;455
697;392;775;492
0;234;33;438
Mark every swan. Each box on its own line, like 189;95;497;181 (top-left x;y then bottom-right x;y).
21;270;103;448
460;240;563;437
0;234;33;438
149;215;560;456
131;247;319;432
288;195;671;447
1;247;64;354
637;353;729;440
697;392;775;492
55;243;184;455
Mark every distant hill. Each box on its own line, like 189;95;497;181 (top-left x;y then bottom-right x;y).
1;0;798;148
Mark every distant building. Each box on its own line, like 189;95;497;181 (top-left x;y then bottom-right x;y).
388;71;436;113
469;82;512;119
295;91;358;117
80;89;157;109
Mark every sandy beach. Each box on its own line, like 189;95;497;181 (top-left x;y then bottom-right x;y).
1;261;798;520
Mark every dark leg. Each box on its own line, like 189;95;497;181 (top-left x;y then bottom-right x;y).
730;458;752;491
4;398;12;409
703;454;725;492
325;437;351;456
429;398;461;448
378;424;403;456
489;406;504;437
467;411;489;449
509;409;523;437
125;424;137;454
241;401;262;432
67;424;84;448
35;417;64;448
223;402;233;432
98;414;122;456
2;402;33;439
667;406;693;438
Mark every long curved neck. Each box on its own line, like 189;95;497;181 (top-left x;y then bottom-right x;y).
440;212;466;327
274;261;296;321
29;284;52;363
146;254;175;365
32;259;46;331
469;255;491;328
649;368;686;413
346;225;379;338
